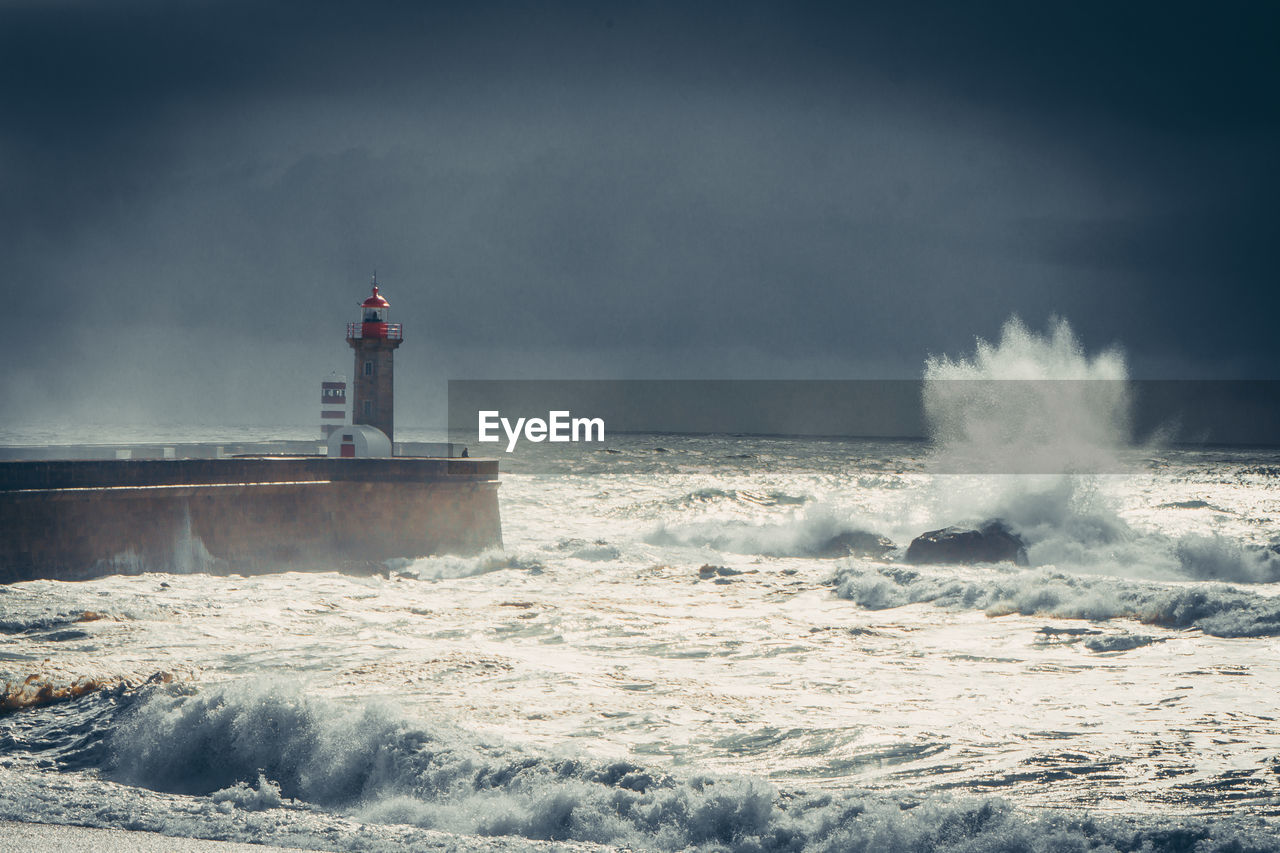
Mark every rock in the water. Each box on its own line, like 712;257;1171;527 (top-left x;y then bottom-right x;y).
905;520;1028;566
807;530;896;559
698;564;754;579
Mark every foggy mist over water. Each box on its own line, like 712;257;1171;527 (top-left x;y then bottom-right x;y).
2;1;1279;431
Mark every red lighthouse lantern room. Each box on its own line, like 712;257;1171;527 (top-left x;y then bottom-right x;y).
361;282;392;337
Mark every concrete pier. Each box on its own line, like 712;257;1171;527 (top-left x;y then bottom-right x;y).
0;457;501;583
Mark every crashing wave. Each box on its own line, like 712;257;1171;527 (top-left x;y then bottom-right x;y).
394;549;544;581
835;564;1280;637
1175;534;1280;584
670;488;811;509
648;507;895;560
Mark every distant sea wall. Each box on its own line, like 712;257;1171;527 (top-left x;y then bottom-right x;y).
0;440;460;461
0;458;501;583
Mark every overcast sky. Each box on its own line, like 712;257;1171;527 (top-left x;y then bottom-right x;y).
2;1;1276;430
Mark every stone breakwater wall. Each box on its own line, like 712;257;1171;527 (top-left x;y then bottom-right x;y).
0;457;501;582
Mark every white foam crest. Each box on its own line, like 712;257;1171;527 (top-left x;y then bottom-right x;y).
394;548;543;581
835;563;1280;637
211;772;285;811
1175;534;1280;584
646;504;894;559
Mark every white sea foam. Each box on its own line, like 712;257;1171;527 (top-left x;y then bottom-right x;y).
211;773;285;811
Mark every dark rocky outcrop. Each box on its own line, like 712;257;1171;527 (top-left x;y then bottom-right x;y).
905;520;1028;566
806;530;896;559
698;564;755;580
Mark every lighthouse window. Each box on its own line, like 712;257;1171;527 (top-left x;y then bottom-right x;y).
364;361;373;376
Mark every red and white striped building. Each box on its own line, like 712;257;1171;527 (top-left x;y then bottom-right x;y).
320;373;347;439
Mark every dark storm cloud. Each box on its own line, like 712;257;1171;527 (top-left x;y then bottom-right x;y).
1;1;1277;429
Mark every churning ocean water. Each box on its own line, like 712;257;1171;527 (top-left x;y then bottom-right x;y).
2;321;1279;851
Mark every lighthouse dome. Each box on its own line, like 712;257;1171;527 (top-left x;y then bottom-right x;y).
362;285;390;308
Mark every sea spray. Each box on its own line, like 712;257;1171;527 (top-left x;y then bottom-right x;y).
908;317;1171;577
923;316;1130;475
922;314;1130;505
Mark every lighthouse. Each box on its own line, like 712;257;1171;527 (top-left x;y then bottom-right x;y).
346;275;403;445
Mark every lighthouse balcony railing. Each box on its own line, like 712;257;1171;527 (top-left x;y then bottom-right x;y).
347;322;403;341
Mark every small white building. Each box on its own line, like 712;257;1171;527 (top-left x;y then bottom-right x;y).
327;424;391;458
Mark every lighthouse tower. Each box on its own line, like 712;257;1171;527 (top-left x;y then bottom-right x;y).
346;275;403;445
